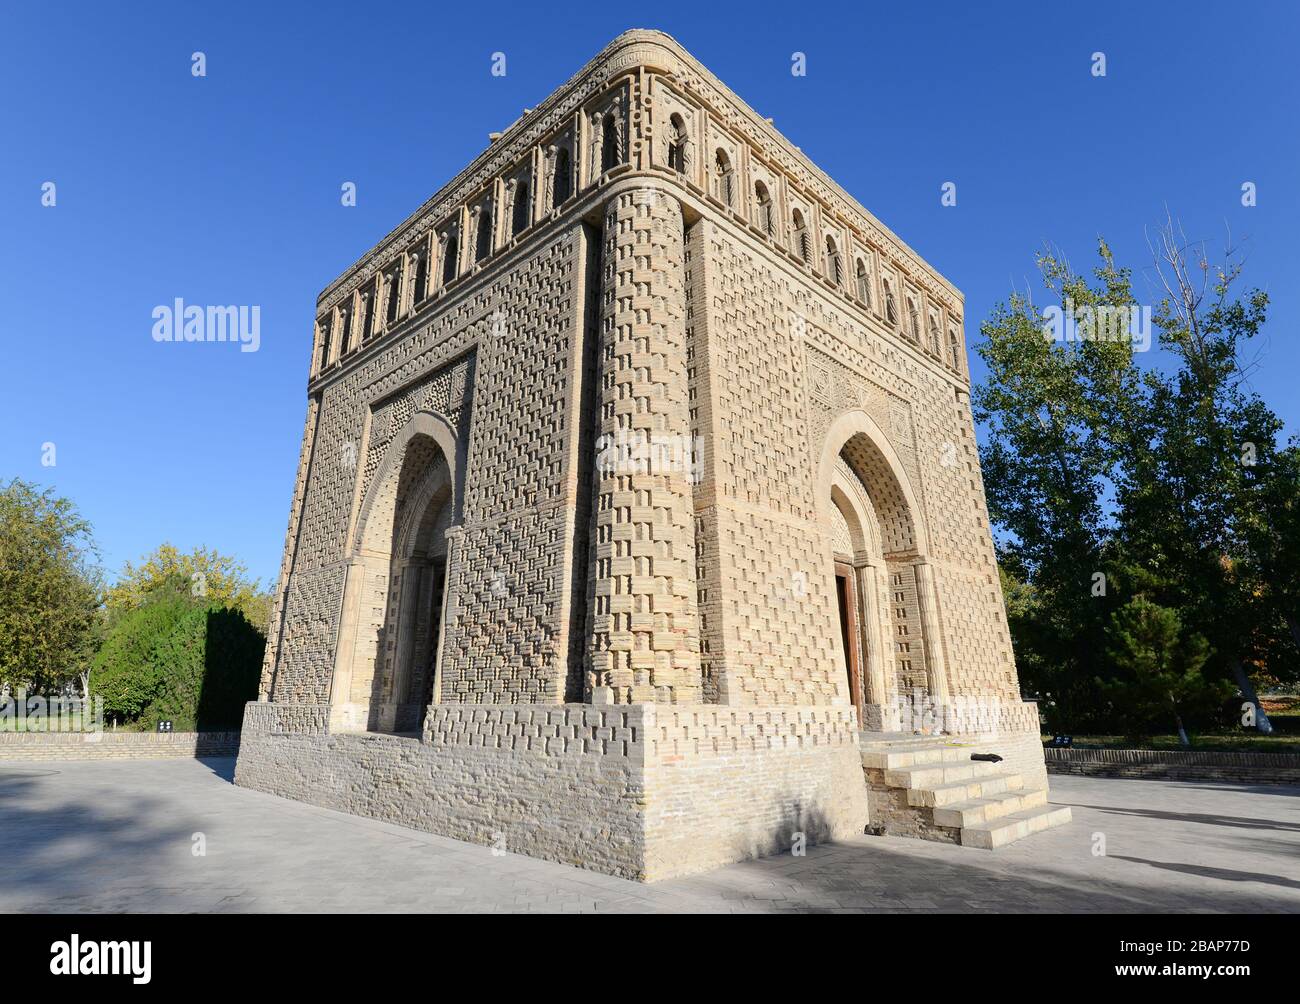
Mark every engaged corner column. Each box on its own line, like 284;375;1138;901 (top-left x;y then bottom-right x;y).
586;188;701;706
912;559;951;719
855;560;891;730
327;555;368;732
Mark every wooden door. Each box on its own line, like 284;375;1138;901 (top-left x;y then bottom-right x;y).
835;562;864;712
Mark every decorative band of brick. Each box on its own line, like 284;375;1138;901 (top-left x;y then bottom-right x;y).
997;701;1043;734
1045;747;1300;769
241;701;330;736
424;704;641;758
243;701;866;760
648;705;861;757
941;699;1040;735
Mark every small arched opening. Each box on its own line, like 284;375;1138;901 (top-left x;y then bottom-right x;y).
754;180;774;235
552;146;572;206
713;148;734;206
792;209;810;263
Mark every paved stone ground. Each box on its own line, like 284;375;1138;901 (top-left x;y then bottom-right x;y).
1;757;1296;913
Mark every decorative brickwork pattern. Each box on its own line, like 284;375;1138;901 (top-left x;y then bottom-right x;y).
647;705;860;756
240;31;1052;880
424;704;639;756
585;192;701;704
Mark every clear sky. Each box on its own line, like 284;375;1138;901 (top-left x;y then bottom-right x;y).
2;0;1296;589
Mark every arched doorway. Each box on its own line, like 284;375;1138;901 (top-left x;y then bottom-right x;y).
816;411;949;732
368;441;452;733
330;410;459;735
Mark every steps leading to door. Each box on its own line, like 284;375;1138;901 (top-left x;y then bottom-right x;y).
861;736;1070;849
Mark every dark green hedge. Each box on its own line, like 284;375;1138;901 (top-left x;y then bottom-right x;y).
92;599;263;731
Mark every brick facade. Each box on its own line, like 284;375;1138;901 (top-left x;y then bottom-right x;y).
237;30;1049;878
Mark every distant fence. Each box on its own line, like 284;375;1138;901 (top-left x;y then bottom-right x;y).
0;731;240;761
1045;746;1300;785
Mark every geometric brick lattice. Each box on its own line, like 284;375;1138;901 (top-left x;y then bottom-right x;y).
237;30;1050;882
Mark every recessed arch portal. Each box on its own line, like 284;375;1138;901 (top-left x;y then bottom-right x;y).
816;410;949;730
330;410;460;735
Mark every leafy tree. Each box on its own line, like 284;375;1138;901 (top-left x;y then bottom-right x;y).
92;596;193;725
92;598;263;730
1231;403;1300;692
980;221;1298;739
976;242;1144;725
1100;596;1231;745
1116;219;1292;729
143;606;264;730
0;479;102;695
105;543;271;634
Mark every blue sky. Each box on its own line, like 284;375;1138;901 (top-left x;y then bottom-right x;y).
2;0;1296;589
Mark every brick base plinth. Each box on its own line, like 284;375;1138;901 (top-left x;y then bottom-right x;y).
234;700;869;881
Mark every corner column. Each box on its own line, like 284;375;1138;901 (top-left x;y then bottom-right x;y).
586;189;701;704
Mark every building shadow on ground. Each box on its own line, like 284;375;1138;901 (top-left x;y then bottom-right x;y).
1107;854;1300;892
197;756;236;783
1060;801;1300;833
663;837;1300;912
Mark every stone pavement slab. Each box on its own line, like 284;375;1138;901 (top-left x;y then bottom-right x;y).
0;757;1296;913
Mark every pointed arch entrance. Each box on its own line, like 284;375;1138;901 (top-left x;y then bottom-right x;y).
816;410;950;732
330;410;460;735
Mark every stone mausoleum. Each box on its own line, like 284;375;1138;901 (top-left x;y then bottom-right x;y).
235;30;1068;881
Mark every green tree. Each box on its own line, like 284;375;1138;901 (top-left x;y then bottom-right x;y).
105;543;271;634
92;596;193;725
144;605;264;730
1100;596;1231;745
92;598;263;730
1230;402;1300;693
1116;219;1292;730
0;479;102;695
976;242;1144;725
980;221;1298;739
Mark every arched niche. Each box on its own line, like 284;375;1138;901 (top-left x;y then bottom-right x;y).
815;409;949;731
330;409;460;735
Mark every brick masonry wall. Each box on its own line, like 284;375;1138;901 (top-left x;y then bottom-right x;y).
237;709;647;879
0;731;240;760
267;223;588;708
690;212;1018;709
234;700;869;881
973;728;1048;790
243;30;1046;880
1045;747;1300;785
640;705;869;880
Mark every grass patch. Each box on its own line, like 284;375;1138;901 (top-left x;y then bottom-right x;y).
1262;694;1300;719
1043;694;1300;753
1043;732;1300;754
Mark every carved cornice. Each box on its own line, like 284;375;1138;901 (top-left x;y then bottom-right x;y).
316;30;963;323
316;35;668;315
642;35;963;316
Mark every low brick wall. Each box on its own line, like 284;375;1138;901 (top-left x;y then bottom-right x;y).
1045;746;1300;785
0;730;240;761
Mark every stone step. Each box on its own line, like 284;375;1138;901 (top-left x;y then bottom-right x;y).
883;759;1004;789
860;745;973;770
906;771;1026;808
960;803;1073;849
932;787;1047;828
